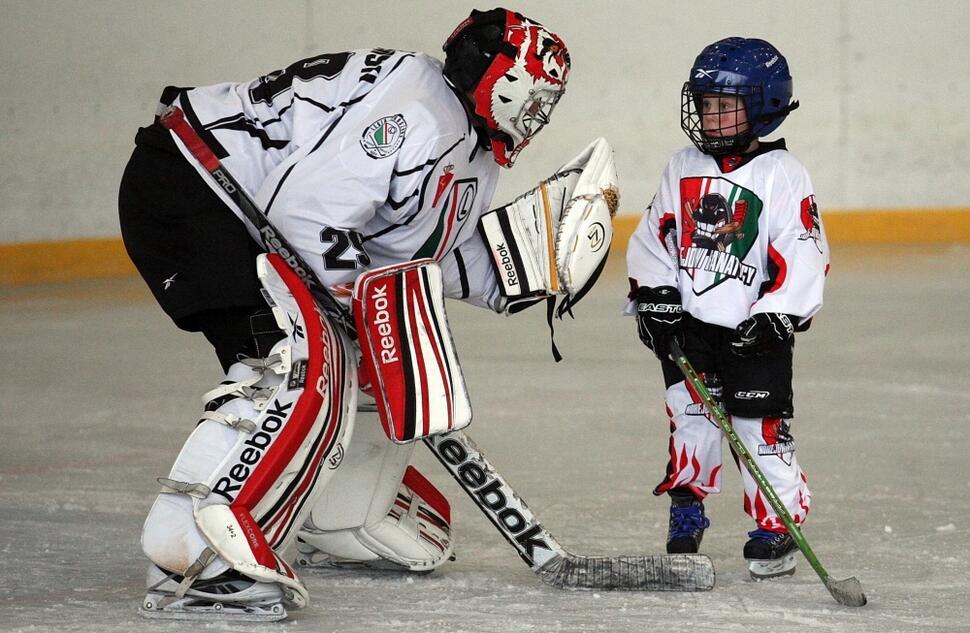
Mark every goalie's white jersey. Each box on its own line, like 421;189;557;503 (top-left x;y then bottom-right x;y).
626;143;829;329
164;49;502;308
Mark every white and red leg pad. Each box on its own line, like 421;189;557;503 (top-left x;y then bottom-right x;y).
296;409;453;572
733;416;811;530
141;253;357;608
352;259;471;443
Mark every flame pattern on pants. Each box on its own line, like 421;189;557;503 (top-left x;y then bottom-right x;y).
653;377;811;531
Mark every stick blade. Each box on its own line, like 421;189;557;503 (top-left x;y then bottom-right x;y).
537;554;715;591
825;576;867;607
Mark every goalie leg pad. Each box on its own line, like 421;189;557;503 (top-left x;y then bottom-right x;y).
296;410;452;572
297;464;453;573
141;253;357;609
353;259;471;443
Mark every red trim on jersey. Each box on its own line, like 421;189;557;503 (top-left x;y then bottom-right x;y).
763;243;788;294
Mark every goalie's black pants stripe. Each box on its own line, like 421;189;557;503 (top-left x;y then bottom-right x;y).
659;313;794;418
119;121;283;371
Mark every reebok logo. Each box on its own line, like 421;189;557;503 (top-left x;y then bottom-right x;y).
370;284;399;365
211;398;294;502
495;242;519;287
436;437;552;563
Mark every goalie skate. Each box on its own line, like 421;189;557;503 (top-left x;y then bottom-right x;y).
140;564;287;622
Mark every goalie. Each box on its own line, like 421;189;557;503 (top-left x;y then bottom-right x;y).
118;7;617;622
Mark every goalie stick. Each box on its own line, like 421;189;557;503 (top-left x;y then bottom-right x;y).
160;106;714;591
669;339;867;606
425;431;714;591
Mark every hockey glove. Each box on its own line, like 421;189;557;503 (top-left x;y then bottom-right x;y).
729;313;795;357
636;286;684;361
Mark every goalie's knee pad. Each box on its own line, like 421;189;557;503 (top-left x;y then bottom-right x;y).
296;408;452;572
141;253;357;609
297;465;452;572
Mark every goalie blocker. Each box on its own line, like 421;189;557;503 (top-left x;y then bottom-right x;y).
478;137;619;310
352;259;472;444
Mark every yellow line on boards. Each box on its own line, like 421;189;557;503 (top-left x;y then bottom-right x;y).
3;209;969;286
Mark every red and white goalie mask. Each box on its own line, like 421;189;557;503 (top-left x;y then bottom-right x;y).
444;9;571;168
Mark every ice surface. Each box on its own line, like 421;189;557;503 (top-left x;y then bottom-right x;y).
1;246;969;632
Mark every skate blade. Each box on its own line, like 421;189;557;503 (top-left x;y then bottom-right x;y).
747;553;796;580
141;593;287;622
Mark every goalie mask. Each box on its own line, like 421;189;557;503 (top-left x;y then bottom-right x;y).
444;8;570;167
682;37;799;156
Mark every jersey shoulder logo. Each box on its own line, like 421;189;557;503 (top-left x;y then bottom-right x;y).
798;194;823;253
361;114;407;159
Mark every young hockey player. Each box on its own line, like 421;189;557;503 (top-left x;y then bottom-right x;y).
118;8;589;620
626;37;829;579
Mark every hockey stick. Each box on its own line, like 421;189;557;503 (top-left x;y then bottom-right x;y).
159;106;357;337
668;339;867;606
160;106;713;591
425;431;715;591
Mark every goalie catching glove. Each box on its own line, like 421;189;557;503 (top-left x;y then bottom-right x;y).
478;137;619;312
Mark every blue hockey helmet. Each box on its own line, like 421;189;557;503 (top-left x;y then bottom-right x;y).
681;37;799;155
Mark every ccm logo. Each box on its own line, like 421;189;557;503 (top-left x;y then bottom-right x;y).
735;390;770;400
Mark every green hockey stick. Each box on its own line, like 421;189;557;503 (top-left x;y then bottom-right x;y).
668;339;867;607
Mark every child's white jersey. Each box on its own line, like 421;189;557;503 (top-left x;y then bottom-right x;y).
165;49;502;308
626;143;829;329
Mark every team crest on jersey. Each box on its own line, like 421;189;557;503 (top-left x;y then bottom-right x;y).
679;177;763;295
361;114;407;159
798;194;823;253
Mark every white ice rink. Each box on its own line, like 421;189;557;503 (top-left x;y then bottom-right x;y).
1;246;968;632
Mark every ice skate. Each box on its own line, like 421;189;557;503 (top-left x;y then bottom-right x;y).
140;564;287;621
744;528;798;579
666;491;710;554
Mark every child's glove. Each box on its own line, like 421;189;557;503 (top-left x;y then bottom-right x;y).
729;313;794;357
636;286;684;360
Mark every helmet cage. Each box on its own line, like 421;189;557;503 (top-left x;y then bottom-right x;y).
681;81;761;156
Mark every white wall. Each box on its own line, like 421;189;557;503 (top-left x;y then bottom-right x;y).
2;0;968;243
